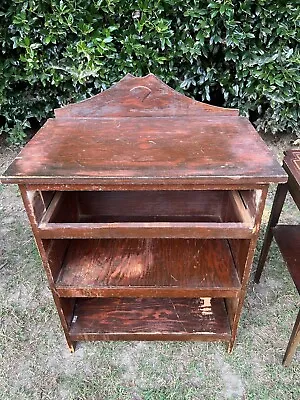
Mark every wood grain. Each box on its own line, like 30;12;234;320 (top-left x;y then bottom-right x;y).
56;238;240;297
4;71;283;189
69;297;231;341
76;190;226;219
55;74;237;118
37;189;254;239
0;74;285;351
1;117;286;186
38;221;253;240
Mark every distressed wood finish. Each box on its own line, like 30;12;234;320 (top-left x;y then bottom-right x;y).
0;74;287;352
2;117;286;186
255;150;299;366
55;238;241;298
36;189;254;239
38;222;253;240
54;74;238;118
25;183;267;191
1;74;285;186
69;297;231;341
18;186;76;352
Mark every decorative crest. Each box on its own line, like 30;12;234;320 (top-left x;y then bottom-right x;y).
55;73;238;118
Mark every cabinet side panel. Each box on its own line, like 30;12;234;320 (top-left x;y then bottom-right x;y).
227;185;269;352
49;192;79;223
227;239;251;282
239;190;261;218
225;298;238;330
18;185;76;351
26;190;55;224
55;296;76;327
43;239;70;282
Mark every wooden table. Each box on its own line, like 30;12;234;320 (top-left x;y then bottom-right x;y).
255;150;300;366
1;74;286;352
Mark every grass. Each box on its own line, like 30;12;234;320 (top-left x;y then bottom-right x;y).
0;164;299;399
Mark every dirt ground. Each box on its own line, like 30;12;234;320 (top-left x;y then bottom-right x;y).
0;136;299;400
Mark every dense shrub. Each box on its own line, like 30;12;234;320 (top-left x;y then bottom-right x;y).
0;0;299;144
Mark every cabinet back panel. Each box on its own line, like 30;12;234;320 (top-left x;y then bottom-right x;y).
77;191;225;218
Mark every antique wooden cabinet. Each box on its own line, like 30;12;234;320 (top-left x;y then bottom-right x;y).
1;74;287;352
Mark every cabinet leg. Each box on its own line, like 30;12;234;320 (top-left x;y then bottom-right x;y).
51;293;77;352
227;340;234;354
283;309;300;366
254;183;288;283
68;342;76;353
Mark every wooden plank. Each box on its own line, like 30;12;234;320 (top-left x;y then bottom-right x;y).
24;183;267;191
76;190;226;219
227;185;269;352
26;190;55;223
26;190;46;223
69;297;231;341
55;74;238;118
238;190;261;219
273;225;300;294
1;116;287;185
45;239;70;282
38;189;254;238
229;191;253;225
38;221;253;239
18;185;76;352
39;192;63;224
55;238;241;298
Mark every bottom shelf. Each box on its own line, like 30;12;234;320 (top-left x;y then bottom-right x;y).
69;297;231;342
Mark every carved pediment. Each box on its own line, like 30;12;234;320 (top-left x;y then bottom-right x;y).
54;73;238;118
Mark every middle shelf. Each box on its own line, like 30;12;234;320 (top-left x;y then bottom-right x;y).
53;238;241;298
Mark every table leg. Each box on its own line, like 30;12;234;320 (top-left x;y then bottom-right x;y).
254;183;288;283
283;308;300;366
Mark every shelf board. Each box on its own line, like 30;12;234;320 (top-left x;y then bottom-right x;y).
69;297;231;341
38;220;253;239
55;238;241;298
273;225;300;294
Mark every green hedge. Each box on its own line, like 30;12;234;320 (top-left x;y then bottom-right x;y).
0;0;299;144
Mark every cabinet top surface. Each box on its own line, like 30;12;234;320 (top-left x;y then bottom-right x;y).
2;74;286;185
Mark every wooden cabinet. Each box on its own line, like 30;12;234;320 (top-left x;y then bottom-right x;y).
1;74;287;352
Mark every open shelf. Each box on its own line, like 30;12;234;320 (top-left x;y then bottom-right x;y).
55;238;241;298
69;297;231;341
37;190;255;239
